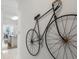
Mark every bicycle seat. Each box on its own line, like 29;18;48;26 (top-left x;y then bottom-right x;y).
34;14;40;21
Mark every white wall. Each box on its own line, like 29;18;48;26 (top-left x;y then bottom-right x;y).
17;0;77;59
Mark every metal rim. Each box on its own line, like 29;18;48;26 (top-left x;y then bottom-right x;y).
26;29;40;56
45;14;77;59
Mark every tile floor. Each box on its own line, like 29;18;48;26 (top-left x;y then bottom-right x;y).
2;48;17;59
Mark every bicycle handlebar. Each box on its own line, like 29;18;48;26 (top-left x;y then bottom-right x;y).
52;0;62;5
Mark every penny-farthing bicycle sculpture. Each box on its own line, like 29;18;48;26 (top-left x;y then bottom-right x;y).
26;0;77;59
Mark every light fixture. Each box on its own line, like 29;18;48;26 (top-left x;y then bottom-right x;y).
11;16;19;20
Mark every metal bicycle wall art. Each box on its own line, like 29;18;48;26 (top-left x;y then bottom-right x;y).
26;0;77;59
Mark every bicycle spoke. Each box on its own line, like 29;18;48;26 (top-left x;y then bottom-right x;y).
69;33;77;40
71;44;77;49
69;42;77;49
29;42;39;54
66;45;68;59
53;43;63;54
68;16;76;36
68;44;77;59
27;35;32;41
48;28;59;36
71;33;77;38
49;32;59;37
67;24;76;37
32;46;35;53
68;45;74;59
33;45;37;54
33;36;37;39
32;44;38;53
63;16;68;36
47;34;61;41
29;45;33;53
33;43;38;47
70;40;77;43
63;44;66;59
47;37;61;41
33;37;39;41
69;25;76;35
55;43;64;59
49;40;61;50
47;38;59;40
27;43;32;46
47;34;59;39
61;17;66;36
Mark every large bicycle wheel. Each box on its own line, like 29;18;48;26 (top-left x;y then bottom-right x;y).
26;29;40;56
45;14;77;59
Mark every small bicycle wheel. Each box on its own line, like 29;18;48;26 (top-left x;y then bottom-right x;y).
45;14;77;59
26;29;40;56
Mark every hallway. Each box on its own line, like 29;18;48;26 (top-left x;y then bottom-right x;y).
2;48;17;59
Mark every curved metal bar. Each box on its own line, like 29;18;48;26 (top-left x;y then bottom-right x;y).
52;4;65;41
36;7;53;20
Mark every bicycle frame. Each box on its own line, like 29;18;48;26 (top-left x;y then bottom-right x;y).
33;4;58;42
26;0;77;58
